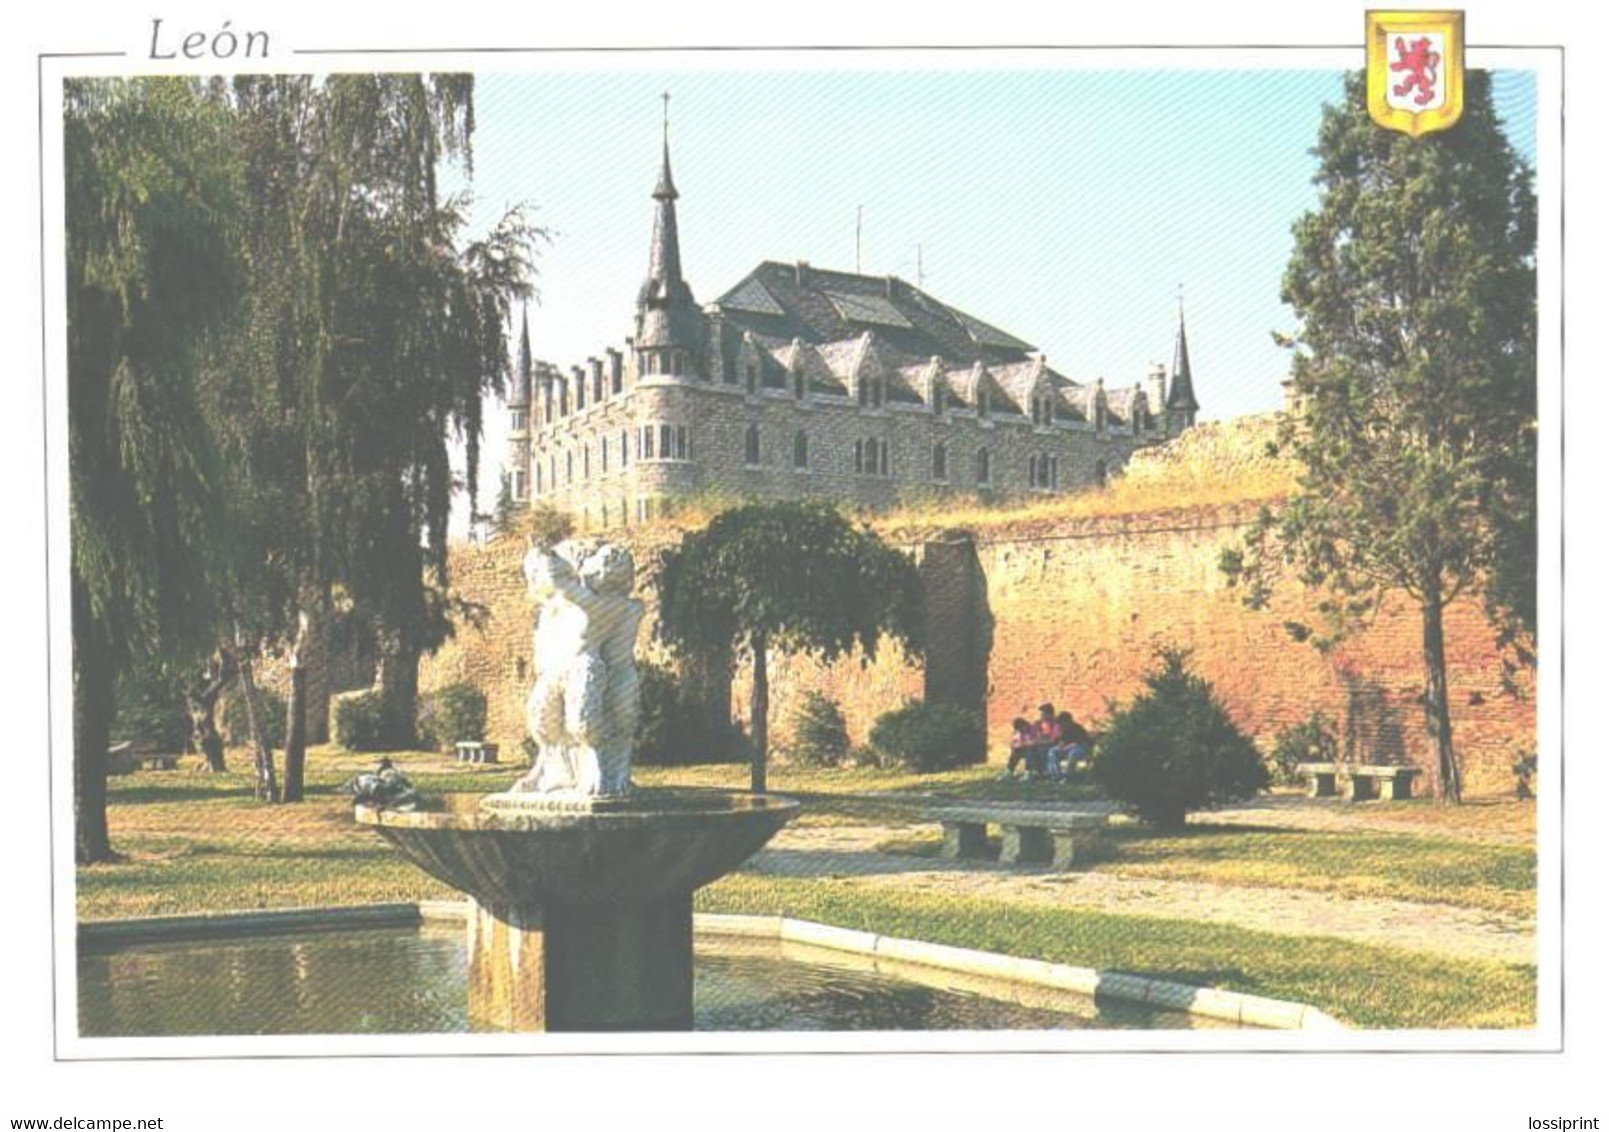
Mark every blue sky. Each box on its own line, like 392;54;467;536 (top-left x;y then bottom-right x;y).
448;65;1536;507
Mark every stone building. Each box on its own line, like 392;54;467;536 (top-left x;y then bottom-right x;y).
505;118;1201;527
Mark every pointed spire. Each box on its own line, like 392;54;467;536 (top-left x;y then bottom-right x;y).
638;92;700;353
513;304;533;403
654;91;678;201
1167;295;1199;412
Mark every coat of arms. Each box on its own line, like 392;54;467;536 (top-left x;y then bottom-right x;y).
1366;10;1466;136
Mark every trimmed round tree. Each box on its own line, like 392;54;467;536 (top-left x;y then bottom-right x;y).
1092;648;1268;830
656;501;923;793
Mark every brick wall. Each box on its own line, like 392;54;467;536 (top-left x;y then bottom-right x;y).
425;422;1534;798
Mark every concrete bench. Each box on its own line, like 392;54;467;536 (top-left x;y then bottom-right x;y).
926;805;1109;870
1297;762;1421;801
455;741;500;765
1296;762;1343;798
1345;764;1421;802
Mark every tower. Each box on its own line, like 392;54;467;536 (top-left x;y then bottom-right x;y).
1166;302;1200;434
508;305;534;500
635;93;703;379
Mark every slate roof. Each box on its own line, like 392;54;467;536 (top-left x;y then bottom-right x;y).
714;262;1037;365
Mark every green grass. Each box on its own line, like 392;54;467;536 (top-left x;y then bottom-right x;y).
696;873;1536;1030
876;823;1536;919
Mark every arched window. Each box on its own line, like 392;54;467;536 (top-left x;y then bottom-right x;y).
854;439;864;474
621;430;629;466
566;451;574;483
600;436;608;474
977;448;991;486
794;430;809;470
1095;459;1108;488
582;446;590;480
744;424;761;466
878;438;890;477
932;442;948;482
872;378;884;409
549;455;556;490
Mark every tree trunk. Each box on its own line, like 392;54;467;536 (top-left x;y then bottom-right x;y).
282;600;319;803
72;574;117;864
228;634;280;803
185;651;230;774
1421;579;1462;804
374;630;419;749
750;630;769;794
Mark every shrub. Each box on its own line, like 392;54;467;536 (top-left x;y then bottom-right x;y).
416;683;488;754
113;663;189;752
784;692;851;768
223;686;287;750
1092;648;1269;830
634;661;742;766
867;701;983;773
1268;712;1339;786
330;689;390;752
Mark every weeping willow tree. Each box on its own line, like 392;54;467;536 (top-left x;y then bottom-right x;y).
215;75;538;800
65;78;242;860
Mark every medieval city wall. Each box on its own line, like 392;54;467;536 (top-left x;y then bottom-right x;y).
427;416;1534;798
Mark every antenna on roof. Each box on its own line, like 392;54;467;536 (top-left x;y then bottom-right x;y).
856;205;863;274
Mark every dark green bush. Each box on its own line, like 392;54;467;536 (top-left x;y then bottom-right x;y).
1269;712;1339;786
224;686;287;750
634;661;742;766
868;701;983;773
331;689;389;752
1092;648;1269;830
784;692;851;768
113;662;189;751
417;683;488;754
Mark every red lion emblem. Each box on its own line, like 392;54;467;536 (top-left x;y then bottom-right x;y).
1390;35;1441;107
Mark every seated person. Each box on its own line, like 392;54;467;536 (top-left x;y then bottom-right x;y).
1034;703;1062;777
1048;711;1093;777
1003;718;1038;778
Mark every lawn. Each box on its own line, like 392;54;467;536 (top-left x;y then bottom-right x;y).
78;747;1538;1029
876;822;1536;919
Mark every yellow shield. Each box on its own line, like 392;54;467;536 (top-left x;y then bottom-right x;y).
1366;10;1466;137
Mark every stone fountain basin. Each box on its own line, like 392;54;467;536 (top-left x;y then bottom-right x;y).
355;788;798;908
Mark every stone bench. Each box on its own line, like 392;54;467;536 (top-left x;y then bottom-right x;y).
455;741;500;765
1345;764;1421;802
1297;762;1421;801
926;805;1108;870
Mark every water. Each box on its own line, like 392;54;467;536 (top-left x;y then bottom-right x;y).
77;924;1227;1035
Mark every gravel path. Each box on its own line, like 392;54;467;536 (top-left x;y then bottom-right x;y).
748;821;1536;967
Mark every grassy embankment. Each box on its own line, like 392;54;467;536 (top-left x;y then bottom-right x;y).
78;747;1536;1029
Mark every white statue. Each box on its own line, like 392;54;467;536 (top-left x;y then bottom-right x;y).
512;540;645;797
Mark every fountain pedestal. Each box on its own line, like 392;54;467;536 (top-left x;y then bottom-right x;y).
356;789;796;1032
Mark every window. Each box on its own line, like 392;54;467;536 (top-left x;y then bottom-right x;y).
794;370;806;400
566;451;573;483
978;390;988;418
854;439;864;474
600;436;608;474
676;426;688;460
671;353;684;376
594;371;604;403
746;364;758;393
1095;460;1108;488
660;424;674;460
932;442;947;482
510;408;527;432
576;379;585;411
744;424;761;466
641;426;654;460
977;448;991;486
794;430;809;470
511;468;527;501
549;456;556;491
582;447;590;480
621;430;629;466
533;464;542;495
879;438;889;476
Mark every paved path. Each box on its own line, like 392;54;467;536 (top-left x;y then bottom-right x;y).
749;821;1536;967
